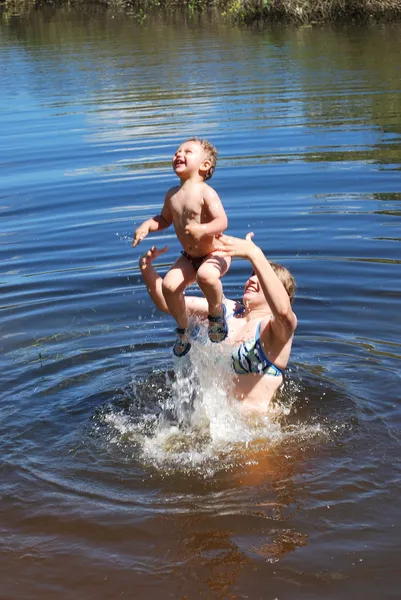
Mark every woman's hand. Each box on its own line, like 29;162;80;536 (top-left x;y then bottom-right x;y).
213;232;259;260
138;245;168;270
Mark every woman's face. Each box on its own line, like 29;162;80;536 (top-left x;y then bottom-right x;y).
243;272;268;309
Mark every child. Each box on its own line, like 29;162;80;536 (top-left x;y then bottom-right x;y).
133;137;230;357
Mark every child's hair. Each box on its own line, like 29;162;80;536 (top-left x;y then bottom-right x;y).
270;262;296;303
186;137;218;181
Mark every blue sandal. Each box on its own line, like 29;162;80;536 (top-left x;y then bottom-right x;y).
173;328;191;357
208;305;228;343
173;322;200;357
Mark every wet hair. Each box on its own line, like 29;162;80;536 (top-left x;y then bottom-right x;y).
185;137;218;181
270;262;296;303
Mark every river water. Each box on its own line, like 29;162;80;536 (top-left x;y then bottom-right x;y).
1;8;401;599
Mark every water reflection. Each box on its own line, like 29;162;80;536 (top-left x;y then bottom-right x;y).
177;441;311;596
2;12;401;157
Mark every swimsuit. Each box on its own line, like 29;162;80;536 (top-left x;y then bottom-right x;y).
181;250;210;272
228;305;283;377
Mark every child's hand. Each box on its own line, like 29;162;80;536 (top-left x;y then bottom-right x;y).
185;221;205;240
138;245;168;270
133;224;150;247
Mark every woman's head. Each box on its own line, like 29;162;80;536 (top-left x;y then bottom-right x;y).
270;262;296;303
246;262;296;307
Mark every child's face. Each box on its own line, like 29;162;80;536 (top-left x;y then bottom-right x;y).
172;140;210;180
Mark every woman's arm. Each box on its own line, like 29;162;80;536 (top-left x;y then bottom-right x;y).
138;246;170;313
214;233;297;339
139;246;209;318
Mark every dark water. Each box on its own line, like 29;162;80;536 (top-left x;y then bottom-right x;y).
1;8;401;599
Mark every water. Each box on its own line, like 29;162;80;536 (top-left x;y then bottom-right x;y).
1;8;401;598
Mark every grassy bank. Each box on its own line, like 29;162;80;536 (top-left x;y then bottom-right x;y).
241;0;401;23
1;0;401;24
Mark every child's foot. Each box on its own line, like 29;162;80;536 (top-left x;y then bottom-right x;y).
173;322;200;357
208;305;228;343
173;328;191;357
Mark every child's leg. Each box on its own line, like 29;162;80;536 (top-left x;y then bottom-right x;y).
162;254;196;330
196;254;231;317
197;255;231;343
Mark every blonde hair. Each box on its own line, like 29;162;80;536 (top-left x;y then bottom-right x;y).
185;137;218;181
270;262;296;303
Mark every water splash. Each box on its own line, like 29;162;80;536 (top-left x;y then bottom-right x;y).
97;334;328;474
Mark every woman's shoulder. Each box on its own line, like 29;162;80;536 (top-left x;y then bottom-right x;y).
224;298;245;319
185;295;209;318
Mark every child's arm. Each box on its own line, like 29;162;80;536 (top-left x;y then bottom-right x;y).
185;186;228;239
132;191;174;247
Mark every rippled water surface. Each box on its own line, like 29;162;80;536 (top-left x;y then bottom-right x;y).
1;9;401;599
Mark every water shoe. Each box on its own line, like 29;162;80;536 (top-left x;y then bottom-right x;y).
173;322;200;357
208;304;228;343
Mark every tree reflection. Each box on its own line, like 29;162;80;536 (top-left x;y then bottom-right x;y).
176;435;312;597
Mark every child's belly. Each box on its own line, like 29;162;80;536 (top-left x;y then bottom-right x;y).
178;234;216;258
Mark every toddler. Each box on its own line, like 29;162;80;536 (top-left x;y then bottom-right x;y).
133;137;230;356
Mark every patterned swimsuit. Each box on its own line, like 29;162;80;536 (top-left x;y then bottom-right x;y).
229;305;283;377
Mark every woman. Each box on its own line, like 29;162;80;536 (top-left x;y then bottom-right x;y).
139;232;297;412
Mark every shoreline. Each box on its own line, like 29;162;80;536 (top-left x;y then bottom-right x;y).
1;0;401;24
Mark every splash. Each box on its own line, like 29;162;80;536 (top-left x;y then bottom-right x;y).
98;334;327;474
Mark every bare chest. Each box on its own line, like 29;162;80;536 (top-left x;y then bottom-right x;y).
170;189;205;223
227;312;274;352
228;316;258;345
